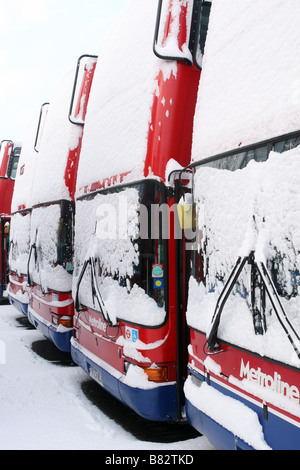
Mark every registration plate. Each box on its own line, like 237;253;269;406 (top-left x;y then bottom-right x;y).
89;366;103;386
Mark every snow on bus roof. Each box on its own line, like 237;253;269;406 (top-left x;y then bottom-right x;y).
10;108;40;213
192;0;300;161
75;0;177;196
30;65;82;206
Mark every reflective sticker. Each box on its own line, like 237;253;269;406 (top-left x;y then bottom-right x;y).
152;264;163;278
125;326;139;342
153;278;164;289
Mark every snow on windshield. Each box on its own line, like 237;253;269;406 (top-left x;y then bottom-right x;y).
29;204;71;293
187;146;300;367
73;186;165;326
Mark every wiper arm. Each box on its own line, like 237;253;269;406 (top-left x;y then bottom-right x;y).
206;252;300;360
27;243;37;287
206;255;248;352
75;257;115;328
91;257;114;327
74;258;90;313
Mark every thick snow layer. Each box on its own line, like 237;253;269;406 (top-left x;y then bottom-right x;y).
0;305;214;450
75;0;176;194
73;188;166;326
192;0;300;160
187;147;300;367
9;211;31;276
184;376;271;450
10;108;40;213
29;204;72;293
30;66;83;205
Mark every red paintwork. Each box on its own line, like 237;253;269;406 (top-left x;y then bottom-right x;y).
64;60;97;201
0;141;12;177
0;141;15;216
74;307;178;382
8;273;27;297
145;1;200;180
189;329;300;427
30;283;74;320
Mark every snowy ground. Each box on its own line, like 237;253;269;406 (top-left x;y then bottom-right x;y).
0;304;215;451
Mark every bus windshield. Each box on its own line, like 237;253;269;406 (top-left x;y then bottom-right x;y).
9;210;31;276
29;200;74;293
187;134;300;367
74;180;167;327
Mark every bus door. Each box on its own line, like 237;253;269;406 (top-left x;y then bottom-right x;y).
167;169;194;418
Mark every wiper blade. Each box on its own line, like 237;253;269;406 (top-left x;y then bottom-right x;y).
27;243;37;287
91;257;114;327
74;258;90;313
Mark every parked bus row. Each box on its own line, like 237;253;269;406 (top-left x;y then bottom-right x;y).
5;0;300;450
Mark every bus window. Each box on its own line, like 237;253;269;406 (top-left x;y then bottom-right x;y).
57;200;74;273
8;146;21;180
273;136;300;153
193;1;212;69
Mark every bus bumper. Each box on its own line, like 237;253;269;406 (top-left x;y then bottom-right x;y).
71;338;178;422
28;307;72;352
8;293;28;316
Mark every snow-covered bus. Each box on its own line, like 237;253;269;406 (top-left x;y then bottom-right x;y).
25;55;97;352
71;0;211;422
184;0;300;450
0;140;21;302
8;103;48;315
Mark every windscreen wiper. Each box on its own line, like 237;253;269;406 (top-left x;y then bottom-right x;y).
90;257;114;327
74;258;90;313
27;243;37;287
206;251;300;360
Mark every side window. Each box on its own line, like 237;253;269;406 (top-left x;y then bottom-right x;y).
198;1;212;55
193;0;212;69
273;136;300;153
57;201;74;272
7;147;21;180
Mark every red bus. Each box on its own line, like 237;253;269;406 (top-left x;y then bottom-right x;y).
25;55;97;352
185;131;300;450
0;140;22;302
71;0;212;422
8;103;49;315
184;1;300;450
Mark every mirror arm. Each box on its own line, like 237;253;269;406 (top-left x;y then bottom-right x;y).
34;103;49;153
68;54;98;126
153;0;193;65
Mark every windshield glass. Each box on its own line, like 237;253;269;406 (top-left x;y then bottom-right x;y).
74;180;167;327
29;201;74;292
9;211;31;276
187;141;300;367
